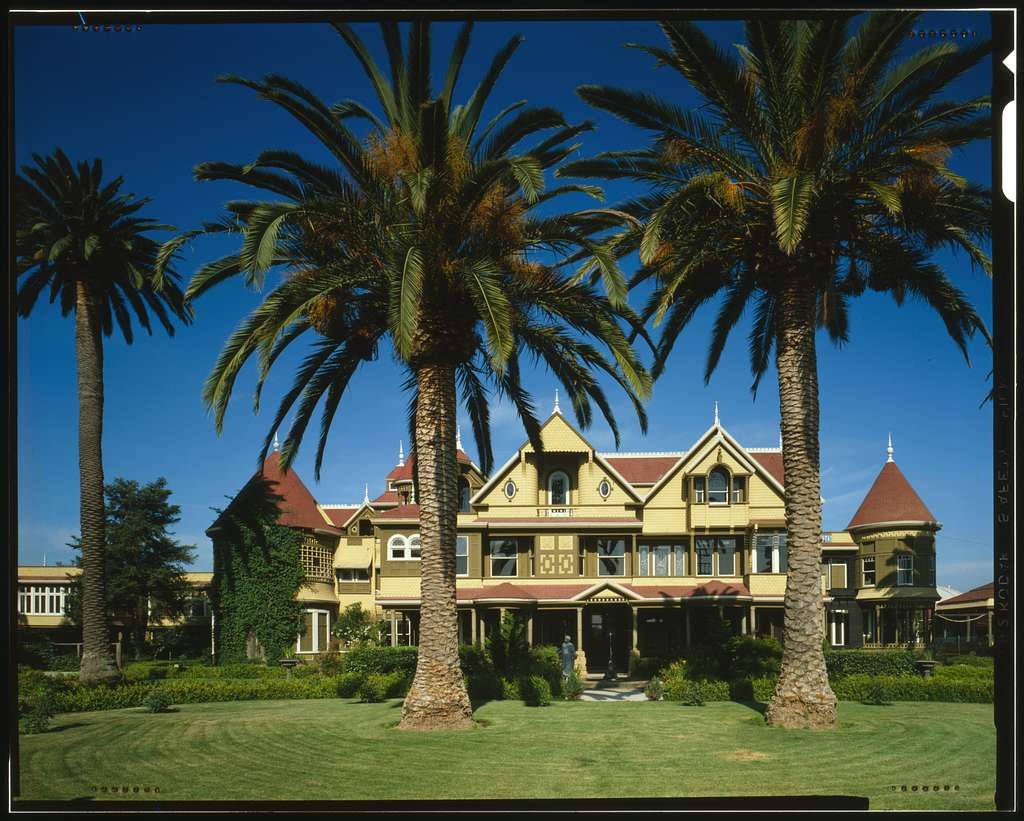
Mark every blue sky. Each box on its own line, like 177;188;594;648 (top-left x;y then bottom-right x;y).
14;13;995;591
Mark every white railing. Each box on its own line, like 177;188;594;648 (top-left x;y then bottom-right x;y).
536;507;574;518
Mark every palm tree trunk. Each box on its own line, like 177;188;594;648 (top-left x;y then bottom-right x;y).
764;276;837;729
76;282;120;685
398;361;475;730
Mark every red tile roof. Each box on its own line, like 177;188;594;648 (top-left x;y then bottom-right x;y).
477;517;641;524
625;580;750;598
749;452;784;485
456;583;591;601
847;461;937;529
213;453;340;533
375;503;421;520
386;450;474;481
603;456;679;485
321;507;358;528
939;582;994;606
372;490;402;505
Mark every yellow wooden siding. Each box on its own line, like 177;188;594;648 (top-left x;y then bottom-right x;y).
641;507;686;534
689;446;749;476
379;576;422;598
475;457;540;509
689;503;751;529
747;473;784;506
296;582;337;603
521;414;591;453
577;459;635;506
747;574;787;596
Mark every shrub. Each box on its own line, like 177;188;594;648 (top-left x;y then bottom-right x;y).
633;656;671;679
487;613;531;680
383;671;412;699
721;635;782;679
752;676;778;702
501;678;520;701
178;662;283;679
528;645;562;697
729;678;755;701
336;672;365;698
932;665;993;681
861;680;890;706
342;646;418;677
357;674;389;703
143;686;173;713
563;671;584;701
518;675;552;707
938;654;994;668
678;681;706;706
459;644;493;677
831;674;992;703
318;652;345;677
18;671;58;734
824;650;917;680
644;676;664;701
465;671;504;702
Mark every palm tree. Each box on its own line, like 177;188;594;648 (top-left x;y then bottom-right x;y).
15;149;191;685
166;21;652;730
561;13;991;728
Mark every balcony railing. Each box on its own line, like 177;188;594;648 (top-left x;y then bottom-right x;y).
536;507;574;518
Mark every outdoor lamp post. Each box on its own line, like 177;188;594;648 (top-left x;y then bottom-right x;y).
604;629;616;680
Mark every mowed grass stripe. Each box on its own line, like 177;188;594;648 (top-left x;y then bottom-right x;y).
16;699;994;809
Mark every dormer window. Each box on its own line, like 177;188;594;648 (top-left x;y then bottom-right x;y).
548;471;570;506
708;467;729;503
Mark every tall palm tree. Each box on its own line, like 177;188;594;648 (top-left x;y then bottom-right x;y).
166;21;652;730
561;13;991;728
15;149;191;685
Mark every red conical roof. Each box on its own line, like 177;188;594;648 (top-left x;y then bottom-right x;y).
847;461;937;530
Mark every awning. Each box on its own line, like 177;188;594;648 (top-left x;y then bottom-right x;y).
333;545;373;569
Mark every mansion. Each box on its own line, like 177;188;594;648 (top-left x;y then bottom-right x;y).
207;400;943;672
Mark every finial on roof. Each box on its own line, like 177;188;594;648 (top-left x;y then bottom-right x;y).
887;432;894;463
713;401;719;425
398;440;405;466
554;388;561;414
363;484;370;505
456;424;463;450
272;430;280;453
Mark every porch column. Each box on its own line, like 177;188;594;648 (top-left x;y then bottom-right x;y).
988;611;993;645
470;607;477;646
685;607;692;647
576;607;583;648
527;608;534;646
751;606;757;636
631;606;638;654
741;608;748;635
390;613;398;647
966;613;972;642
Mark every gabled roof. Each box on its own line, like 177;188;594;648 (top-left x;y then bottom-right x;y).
374;503;421;521
601;455;681;485
320;506;359;528
748;451;784;485
372;490;402;506
209;453;341;534
846;460;938;530
386;449;479;481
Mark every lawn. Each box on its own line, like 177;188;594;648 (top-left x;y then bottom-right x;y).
16;699;995;810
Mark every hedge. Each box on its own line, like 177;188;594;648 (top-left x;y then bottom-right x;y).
824;650;917;680
830;674;992;703
341;646;419;677
931;665;993;682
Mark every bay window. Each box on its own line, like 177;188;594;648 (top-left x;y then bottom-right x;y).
897;554;914;586
753;532;788;573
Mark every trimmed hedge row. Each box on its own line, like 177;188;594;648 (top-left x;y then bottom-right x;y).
932;665;993;682
341;646;419;677
823;650;918;680
831;674;992;703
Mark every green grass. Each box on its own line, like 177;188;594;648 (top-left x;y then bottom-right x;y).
16;699;994;809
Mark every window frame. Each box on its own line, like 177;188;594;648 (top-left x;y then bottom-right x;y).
337;567;370;582
708;467;730;504
717;537;738;576
827;559;848;590
731;476;746;503
695;538;714;576
503;479;517;499
458;480;471;513
387;533;421;561
297;608;331;654
753;532;787;573
596;537;626;577
489;537;518;577
597;478;611;499
455;535;469;577
862;555;876;587
548;470;571;507
692;476;706;504
897;554;914;586
17;583;69;616
829;609;848;646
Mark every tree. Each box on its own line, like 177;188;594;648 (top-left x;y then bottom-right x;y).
15;150;192;685
66;478;198;660
164;21;651;730
332;603;388;648
562;13;990;728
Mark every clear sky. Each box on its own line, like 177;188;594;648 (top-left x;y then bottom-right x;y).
14;12;995;592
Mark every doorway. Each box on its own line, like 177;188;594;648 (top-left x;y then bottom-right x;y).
583;605;630;673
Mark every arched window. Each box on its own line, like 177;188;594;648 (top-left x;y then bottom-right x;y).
459;479;471;513
548;471;571;506
388;534;421;561
708;467;729;503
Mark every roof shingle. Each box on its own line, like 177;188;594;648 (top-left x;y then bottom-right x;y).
847;461;937;529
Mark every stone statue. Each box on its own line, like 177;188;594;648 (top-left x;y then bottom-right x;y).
560;635;576;677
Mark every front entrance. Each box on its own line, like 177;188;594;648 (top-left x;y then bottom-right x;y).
583;605;630;674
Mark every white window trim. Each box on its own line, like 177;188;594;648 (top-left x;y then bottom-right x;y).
297;608;331;654
18;583;69;616
456;536;469;577
503;479;517;500
596;538;626;577
830;610;848;646
897;554;914;586
337;568;370;582
548;470;571;507
717;537;738;577
695;539;715;577
387;533;421;561
862;556;876;587
692;477;706;504
731;476;745;503
827;560;848;590
708;467;730;505
597;478;611;499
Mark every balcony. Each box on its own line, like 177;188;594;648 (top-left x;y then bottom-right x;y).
536;507;574;518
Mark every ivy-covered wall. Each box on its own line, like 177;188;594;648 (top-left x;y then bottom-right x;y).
211;508;306;665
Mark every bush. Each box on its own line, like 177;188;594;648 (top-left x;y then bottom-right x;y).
178;662;283;679
342;646;418;677
465;670;504;702
336;672;365;698
752;676;778;702
563;671;584;701
318;652;345;677
721;635;782;679
824;650;917;680
518;675;552;707
357;674;389;703
382;671;412;699
831;674;992;703
932;665;993;681
528;645;562;697
678;681;706;706
143;686;173;713
18;670;58;734
633;656;671;679
861;680;890;705
644;676;664;701
501;678;520;701
729;678;754;701
938;654;994;668
487;613;531;680
459;644;493;676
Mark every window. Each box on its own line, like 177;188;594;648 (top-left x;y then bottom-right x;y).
456;536;469;577
503;480;517;499
708;468;729;503
300;535;334;582
388;534;421;561
731;476;745;503
596;538;626;576
598;479;611;499
862;556;876;586
827;559;847;590
358;518;374;537
675;543;686;576
394;612;418;646
548;471;570;506
897;554;913;586
754;533;787;573
337;568;369;582
459;480;471;513
717;537;737;576
829;610;848;646
297;609;330;654
17;584;69;615
490;538;518;577
693;476;705;503
639;542;687;576
696;538;714;576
